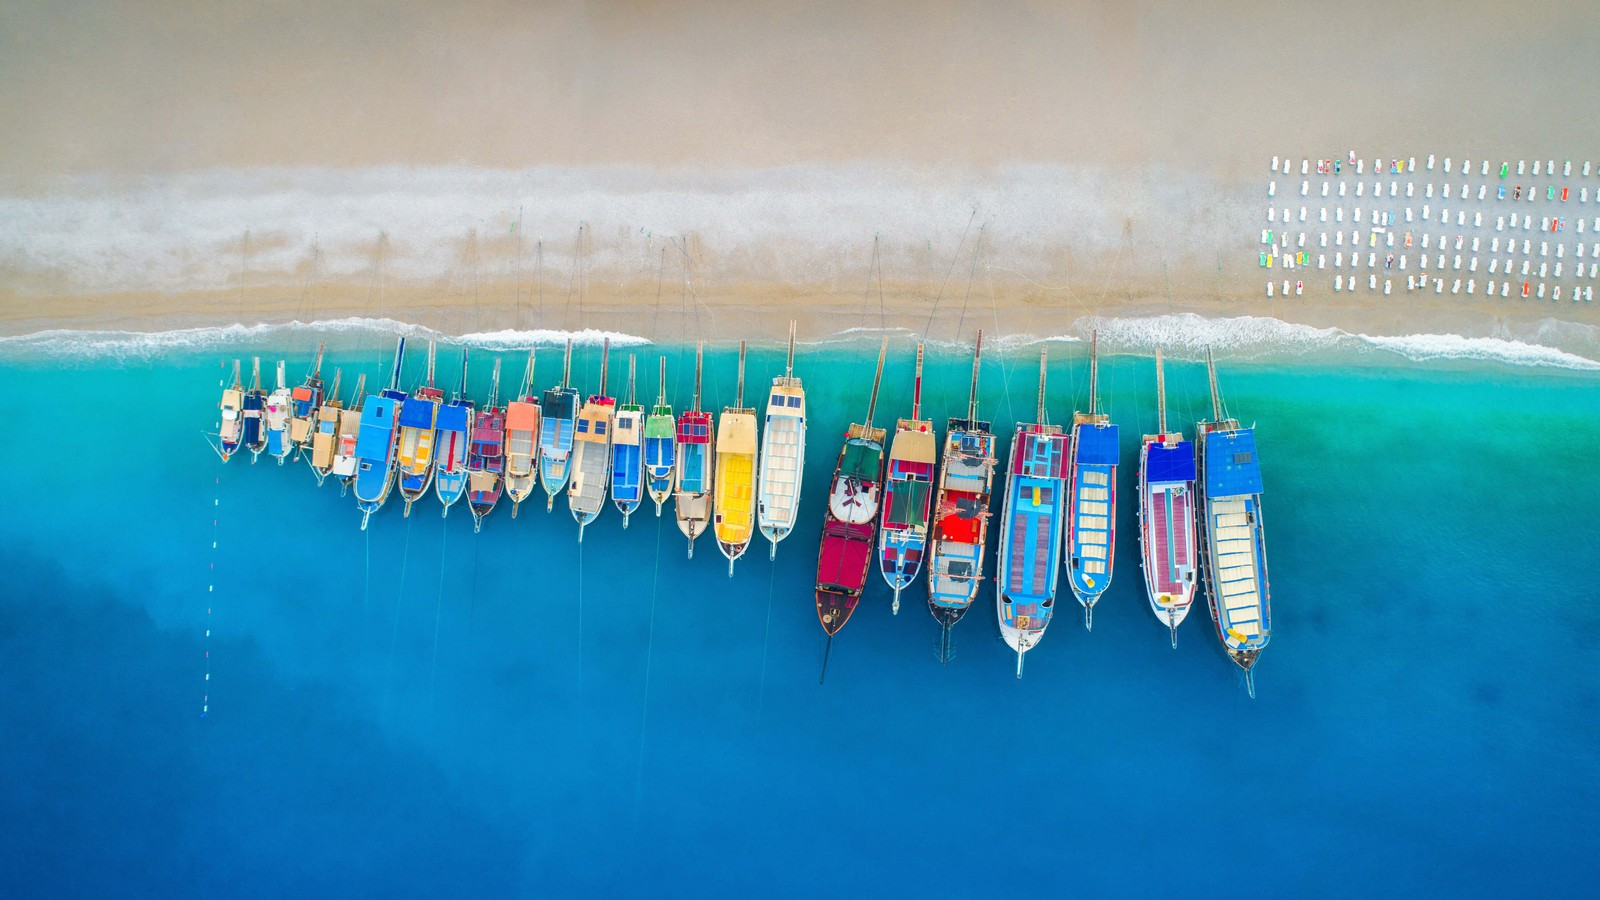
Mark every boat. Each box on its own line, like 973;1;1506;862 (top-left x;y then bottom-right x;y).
353;338;408;529
1195;349;1272;698
673;342;715;556
713;341;759;575
925;331;996;664
567;339;616;540
288;342;327;459
610;354;645;526
218;360;244;462
643;357;676;516
433;349;474;516
996;347;1069;677
396;341;445;516
814;338;890;670
264;360;295;465
466;357;507;531
503;348;542;516
331;373;367;494
1138;349;1198;648
757;321;806;560
879;341;936;613
307;368;344;485
242;358;267;462
538;339;580;511
1064;331;1119;630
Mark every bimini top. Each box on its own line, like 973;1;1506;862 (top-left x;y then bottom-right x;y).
841;440;882;481
437;403;471;434
399;397;436;429
1146;441;1196;483
354;396;398;460
1075;423;1120;466
506;401;540;432
1204;428;1263;498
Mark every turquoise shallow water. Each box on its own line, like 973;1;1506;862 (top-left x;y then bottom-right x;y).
2;328;1597;896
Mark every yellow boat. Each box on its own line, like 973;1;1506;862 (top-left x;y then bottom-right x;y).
713;341;759;576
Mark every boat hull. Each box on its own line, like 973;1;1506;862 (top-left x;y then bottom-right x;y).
1137;437;1198;637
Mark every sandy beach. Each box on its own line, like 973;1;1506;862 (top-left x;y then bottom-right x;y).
4;1;1600;355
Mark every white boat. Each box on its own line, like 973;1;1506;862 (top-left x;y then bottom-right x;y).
757;321;806;560
1138;349;1198;647
567;339;616;541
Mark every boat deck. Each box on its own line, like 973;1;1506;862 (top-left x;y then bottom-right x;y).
714;452;756;543
1146;480;1195;598
569;440;611;515
612;441;642;502
1209;496;1267;647
758;414;804;531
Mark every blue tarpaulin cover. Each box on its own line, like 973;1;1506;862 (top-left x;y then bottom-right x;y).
1075;424;1120;466
1204;429;1264;497
1146;442;1196;483
399;398;434;428
437;404;470;433
354;397;398;460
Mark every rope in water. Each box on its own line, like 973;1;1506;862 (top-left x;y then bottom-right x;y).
427;513;450;716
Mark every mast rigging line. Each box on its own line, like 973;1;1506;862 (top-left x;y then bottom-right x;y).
922;207;978;341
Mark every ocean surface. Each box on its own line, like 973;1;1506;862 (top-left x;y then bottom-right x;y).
2;321;1596;896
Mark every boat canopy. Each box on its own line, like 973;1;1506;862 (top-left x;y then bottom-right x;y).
1075;424;1120;465
542;389;578;419
1146;442;1196;483
437;404;471;433
354;397;398;459
894;429;937;464
887;480;932;527
817;525;872;591
506;401;539;431
399;398;435;428
1204;429;1263;497
841;441;881;481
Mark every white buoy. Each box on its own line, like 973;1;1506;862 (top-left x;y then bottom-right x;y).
1301;180;1309;196
1268;207;1276;223
1540;262;1548;277
1555;262;1564;277
1320;207;1328;223
1523;239;1532;254
1579;240;1587;255
1541;217;1549;231
1453;254;1462;269
1406;182;1415;198
1472;236;1481;251
1301;159;1309;175
1300;206;1307;222
1450;278;1460;294
1422;234;1431;249
1420;252;1429;267
1399;255;1408;270
1467;279;1475;294
1456;211;1465;226
1481;161;1490;176
1368;274;1377;290
1318;254;1326;268
1592;262;1599;278
1501;282;1510;297
1478;185;1486;200
1282;279;1290;295
1268;180;1276;198
1334;274;1343;291
1386;232;1396;248
1586;162;1593;177
1357;159;1365;174
1266;281;1274;297
1533;160;1542;175
1470;257;1478;272
1435;278;1444;294
1426;183;1435;198
1489;259;1498;274
1320;232;1328;246
1335;251;1343;266
1406;207;1414;222
1583;188;1590;203
1492;237;1500;251
1298;231;1306;246
1443;183;1452;199
1272;156;1280;172
1496;216;1505;231
1565;160;1573;177
1423;204;1431;220
1339;182;1347;197
1486;279;1495;294
1541;241;1549;257
1474;211;1483;227
1537;283;1546;298
1518;160;1526;175
1548;159;1555;175
1407;274;1416;290
1409;157;1417;172
1384;278;1392;295
1368;252;1377;267
1521;259;1530;275
1336;207;1345;223
1390;181;1398;197
1321;182;1330;197
1356;182;1365;197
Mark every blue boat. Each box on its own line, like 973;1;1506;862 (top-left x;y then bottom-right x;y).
642;357;676;516
242;357;267;462
996;347;1069;678
263;360;294;465
1064;332;1119;630
353;337;407;529
538;339;580;511
1196;349;1272;698
433;349;473;516
610;354;645;526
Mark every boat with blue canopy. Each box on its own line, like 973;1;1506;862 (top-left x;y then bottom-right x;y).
353;337;408;529
1196;349;1272;698
1065;332;1119;630
612;354;645;526
433;349;473;516
643;357;676;516
1138;349;1198;647
538;339;580;511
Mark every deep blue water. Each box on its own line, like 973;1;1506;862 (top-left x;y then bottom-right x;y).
2;332;1596;896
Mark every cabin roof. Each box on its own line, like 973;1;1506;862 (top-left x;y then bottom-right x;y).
1146;441;1195;483
1075;423;1120;466
506;401;539;430
437;404;470;432
1205;429;1263;497
399;398;435;428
